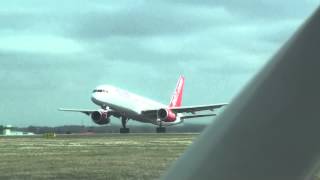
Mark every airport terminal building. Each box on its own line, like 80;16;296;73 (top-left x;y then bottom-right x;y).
0;125;34;136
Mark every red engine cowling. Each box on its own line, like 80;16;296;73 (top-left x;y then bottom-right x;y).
157;108;176;122
91;111;110;125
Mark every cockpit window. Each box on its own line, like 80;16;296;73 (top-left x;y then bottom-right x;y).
92;89;108;93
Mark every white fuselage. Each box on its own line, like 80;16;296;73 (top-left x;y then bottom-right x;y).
90;85;182;126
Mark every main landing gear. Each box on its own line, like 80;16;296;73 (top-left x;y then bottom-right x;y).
156;127;166;133
120;117;130;133
156;121;166;133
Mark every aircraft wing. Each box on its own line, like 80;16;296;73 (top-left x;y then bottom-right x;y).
170;103;227;113
58;108;122;118
141;103;227;118
180;113;216;119
58;108;96;116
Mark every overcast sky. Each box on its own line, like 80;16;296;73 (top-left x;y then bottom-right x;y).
0;1;318;127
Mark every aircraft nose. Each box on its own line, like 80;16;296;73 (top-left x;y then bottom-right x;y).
91;93;98;103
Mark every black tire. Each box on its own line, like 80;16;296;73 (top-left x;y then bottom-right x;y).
120;128;130;133
156;127;166;133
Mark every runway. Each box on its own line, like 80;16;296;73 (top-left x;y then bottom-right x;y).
0;133;197;179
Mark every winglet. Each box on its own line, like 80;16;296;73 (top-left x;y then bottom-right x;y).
169;75;185;107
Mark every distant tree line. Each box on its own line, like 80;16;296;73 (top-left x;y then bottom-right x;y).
12;124;207;134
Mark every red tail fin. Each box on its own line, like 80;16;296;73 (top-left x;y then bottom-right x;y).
169;76;185;107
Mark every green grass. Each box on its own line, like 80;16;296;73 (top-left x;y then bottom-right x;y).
0;133;197;180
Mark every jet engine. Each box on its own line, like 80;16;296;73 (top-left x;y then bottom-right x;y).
91;110;110;125
157;108;176;122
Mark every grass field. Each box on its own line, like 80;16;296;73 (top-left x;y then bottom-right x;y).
0;133;197;180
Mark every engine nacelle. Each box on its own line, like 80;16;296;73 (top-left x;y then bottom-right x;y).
91;111;110;125
157;108;176;122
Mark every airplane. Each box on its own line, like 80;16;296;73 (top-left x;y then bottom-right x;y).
59;76;227;133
